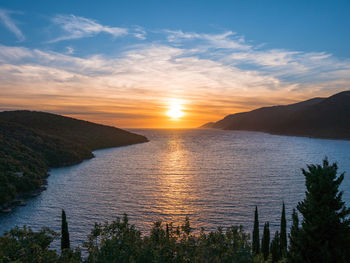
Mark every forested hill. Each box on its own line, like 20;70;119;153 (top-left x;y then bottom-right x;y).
201;91;350;140
0;111;148;206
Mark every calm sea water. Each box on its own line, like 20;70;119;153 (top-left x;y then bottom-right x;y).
1;129;350;249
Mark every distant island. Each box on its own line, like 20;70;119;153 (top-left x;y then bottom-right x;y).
201;90;350;140
0;111;148;211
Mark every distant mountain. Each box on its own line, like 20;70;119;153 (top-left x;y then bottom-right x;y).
201;122;216;128
0;111;148;207
201;91;350;139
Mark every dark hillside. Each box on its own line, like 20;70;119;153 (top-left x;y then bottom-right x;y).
202;91;350;139
0;111;147;150
0;111;148;207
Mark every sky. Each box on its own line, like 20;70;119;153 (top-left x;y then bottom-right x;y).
0;0;350;128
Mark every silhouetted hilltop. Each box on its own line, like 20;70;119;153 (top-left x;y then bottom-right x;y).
201;122;216;128
201;91;350;139
0;111;148;151
0;111;148;207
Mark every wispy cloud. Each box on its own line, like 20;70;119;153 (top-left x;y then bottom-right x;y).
0;43;287;127
0;9;25;42
1;27;350;127
165;30;251;50
48;14;128;42
133;26;147;40
163;30;350;86
0;45;32;61
65;46;74;55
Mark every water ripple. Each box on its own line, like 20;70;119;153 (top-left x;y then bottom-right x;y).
1;129;350;249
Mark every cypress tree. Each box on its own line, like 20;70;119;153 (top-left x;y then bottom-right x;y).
280;202;287;255
287;209;302;263
270;230;281;263
61;209;70;251
292;159;350;262
252;206;260;255
261;222;270;261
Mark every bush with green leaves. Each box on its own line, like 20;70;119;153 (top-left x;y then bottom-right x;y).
0;226;81;263
83;215;253;263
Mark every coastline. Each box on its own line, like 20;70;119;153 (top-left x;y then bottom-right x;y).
0;139;148;214
200;127;350;141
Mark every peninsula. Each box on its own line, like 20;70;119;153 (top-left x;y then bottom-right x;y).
202;91;350;140
0;111;148;210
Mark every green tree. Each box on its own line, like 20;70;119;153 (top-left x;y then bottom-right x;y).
58;248;82;263
270;231;281;263
84;214;143;263
280;202;287;255
181;216;192;236
290;158;350;262
61;210;70;251
0;226;59;263
261;222;270;261
287;209;302;263
252;206;260;255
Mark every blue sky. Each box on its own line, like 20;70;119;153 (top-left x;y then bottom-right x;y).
0;0;350;127
2;0;350;56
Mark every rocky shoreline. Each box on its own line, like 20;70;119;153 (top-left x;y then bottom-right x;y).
0;180;48;213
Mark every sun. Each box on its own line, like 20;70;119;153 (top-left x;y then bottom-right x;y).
166;99;185;119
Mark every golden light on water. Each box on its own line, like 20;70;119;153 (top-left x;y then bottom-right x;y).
166;99;185;119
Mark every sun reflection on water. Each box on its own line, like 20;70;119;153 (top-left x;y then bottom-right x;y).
151;132;201;228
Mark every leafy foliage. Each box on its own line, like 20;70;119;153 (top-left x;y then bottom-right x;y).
289;158;350;262
0;226;59;263
261;222;270;261
252;206;260;255
84;215;253;263
61;210;70;251
0;216;256;263
270;231;281;263
280;202;287;256
287;209;301;263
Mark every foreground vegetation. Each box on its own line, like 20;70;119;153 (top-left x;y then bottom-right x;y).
1;159;349;262
0;110;148;207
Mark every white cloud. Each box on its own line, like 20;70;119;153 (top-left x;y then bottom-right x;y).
0;45;32;61
1;39;349;100
48;14;128;42
1;27;350;126
133;26;147;40
226;49;350;85
165;30;251;50
0;9;25;41
65;46;74;55
0;43;287;105
1;30;349;98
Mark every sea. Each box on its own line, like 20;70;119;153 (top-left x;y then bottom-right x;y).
1;129;350;249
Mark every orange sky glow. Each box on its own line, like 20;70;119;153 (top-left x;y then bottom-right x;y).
1;32;349;128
